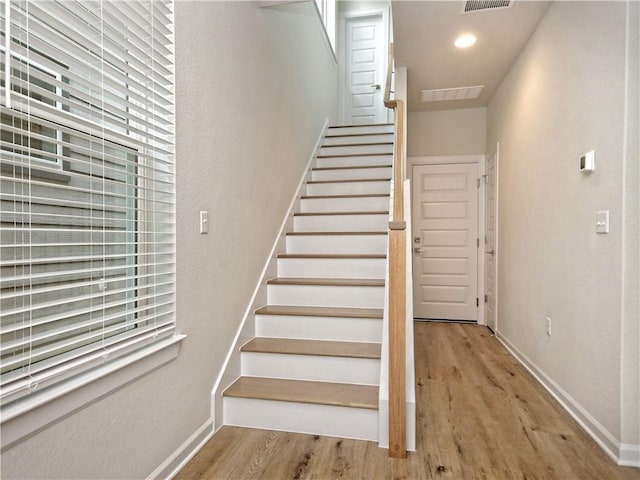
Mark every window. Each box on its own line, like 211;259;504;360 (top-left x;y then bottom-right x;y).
0;0;176;419
315;0;336;52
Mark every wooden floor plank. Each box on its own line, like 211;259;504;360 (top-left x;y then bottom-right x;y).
176;322;640;480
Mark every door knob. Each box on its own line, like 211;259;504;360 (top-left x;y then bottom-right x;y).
371;84;381;90
486;249;495;255
413;247;423;254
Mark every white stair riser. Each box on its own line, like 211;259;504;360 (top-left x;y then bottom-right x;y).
323;134;394;146
241;352;380;385
223;397;378;442
277;257;386;279
255;314;382;342
286;234;387;255
316;154;393;169
300;196;389;213
306;180;390;196
267;284;384;308
328;125;393;136
294;214;389;232
320;144;393;156
312;167;392;181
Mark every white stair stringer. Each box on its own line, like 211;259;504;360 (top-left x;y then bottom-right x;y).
222;122;394;444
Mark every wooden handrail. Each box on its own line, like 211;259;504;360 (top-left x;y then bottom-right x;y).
384;43;407;459
384;43;394;108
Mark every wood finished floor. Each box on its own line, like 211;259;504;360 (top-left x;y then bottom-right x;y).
175;322;640;480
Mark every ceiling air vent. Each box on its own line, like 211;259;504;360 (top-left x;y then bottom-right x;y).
421;85;484;103
463;0;513;13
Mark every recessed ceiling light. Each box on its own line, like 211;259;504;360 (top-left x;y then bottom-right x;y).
455;33;477;48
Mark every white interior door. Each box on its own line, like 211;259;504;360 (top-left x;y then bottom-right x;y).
344;14;386;125
485;152;498;332
412;163;479;321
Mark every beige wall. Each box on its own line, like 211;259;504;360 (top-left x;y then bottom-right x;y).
487;0;638;453
408;108;486;156
1;2;337;478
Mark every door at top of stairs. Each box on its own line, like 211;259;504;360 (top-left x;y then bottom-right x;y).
343;11;388;125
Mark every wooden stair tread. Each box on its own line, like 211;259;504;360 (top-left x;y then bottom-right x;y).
307;178;391;184
294;211;388;217
267;277;385;287
317;153;393;158
224;377;378;410
277;254;385;259
286;231;387;236
300;193;389;200
321;142;393;148
324;132;393;138
328;123;393;128
241;337;381;359
313;165;392;171
255;305;383;318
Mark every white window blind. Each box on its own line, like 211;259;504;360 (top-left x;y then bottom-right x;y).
0;0;175;405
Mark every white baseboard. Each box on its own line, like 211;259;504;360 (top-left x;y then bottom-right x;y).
496;332;631;466
147;418;214;480
619;444;640;467
210;119;330;432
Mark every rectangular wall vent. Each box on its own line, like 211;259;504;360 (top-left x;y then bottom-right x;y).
421;85;484;103
463;0;513;13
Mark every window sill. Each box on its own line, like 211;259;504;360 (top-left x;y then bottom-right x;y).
0;334;186;451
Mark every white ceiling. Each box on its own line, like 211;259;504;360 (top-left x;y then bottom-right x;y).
392;0;552;111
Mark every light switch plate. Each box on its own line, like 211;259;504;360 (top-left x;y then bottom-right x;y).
596;210;609;234
580;150;595;172
199;210;209;234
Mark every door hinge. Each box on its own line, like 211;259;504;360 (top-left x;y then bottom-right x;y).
477;178;481;188
485;294;488;304
477;238;480;248
476;297;479;307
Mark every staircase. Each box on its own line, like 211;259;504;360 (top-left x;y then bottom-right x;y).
222;123;394;442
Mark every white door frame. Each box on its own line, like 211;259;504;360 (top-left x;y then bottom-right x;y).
484;144;500;333
409;155;486;325
338;7;390;125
